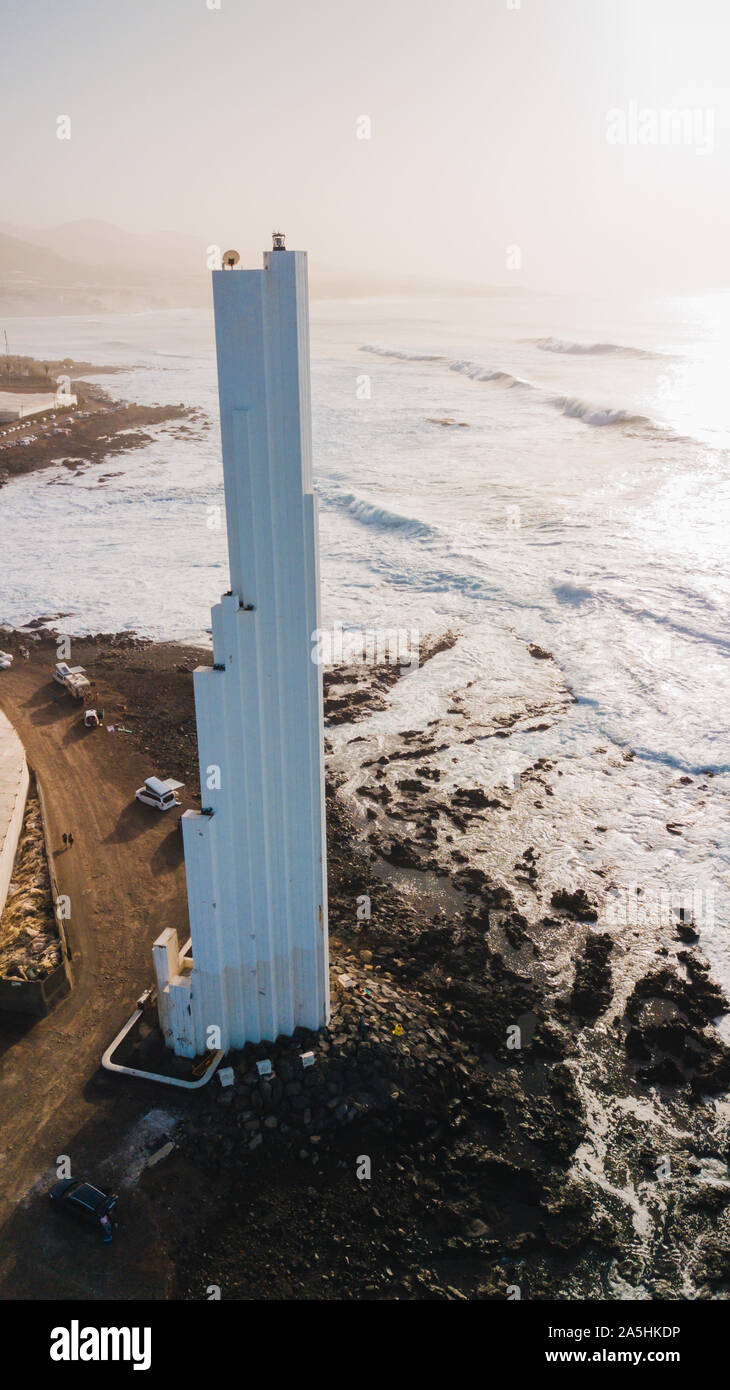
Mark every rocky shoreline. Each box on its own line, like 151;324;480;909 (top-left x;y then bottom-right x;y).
2;621;729;1299
0;355;200;488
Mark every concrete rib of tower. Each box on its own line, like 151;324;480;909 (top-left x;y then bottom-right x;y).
155;245;329;1058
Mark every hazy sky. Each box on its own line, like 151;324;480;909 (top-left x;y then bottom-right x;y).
2;0;729;291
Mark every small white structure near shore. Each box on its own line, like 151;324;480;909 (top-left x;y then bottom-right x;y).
0;390;77;423
153;237;329;1058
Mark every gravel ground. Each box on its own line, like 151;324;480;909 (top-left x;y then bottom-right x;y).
1;624;729;1300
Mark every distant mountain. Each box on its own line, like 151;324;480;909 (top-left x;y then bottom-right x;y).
0;230;89;285
0;219;204;279
0;220;527;315
0;223;208;315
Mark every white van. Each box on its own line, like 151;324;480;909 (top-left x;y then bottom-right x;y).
54;661;86;686
135;777;184;811
65;672;91;700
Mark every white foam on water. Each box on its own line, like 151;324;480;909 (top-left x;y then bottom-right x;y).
0;292;727;1009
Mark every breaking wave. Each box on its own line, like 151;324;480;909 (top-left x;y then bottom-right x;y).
448;360;533;389
448;363;664;433
360;344;532;388
360;344;445;362
551;396;654;429
326;491;435;538
360;345;684;440
535;337;658;358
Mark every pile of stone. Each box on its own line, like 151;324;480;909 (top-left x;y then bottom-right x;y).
180;956;474;1169
0;793;60;981
625;945;730;1094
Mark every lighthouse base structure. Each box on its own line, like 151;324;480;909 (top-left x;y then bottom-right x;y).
154;244;329;1059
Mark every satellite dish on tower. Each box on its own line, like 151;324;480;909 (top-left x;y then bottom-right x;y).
223;249;240;269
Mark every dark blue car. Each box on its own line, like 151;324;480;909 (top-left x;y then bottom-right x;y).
48;1178;118;1234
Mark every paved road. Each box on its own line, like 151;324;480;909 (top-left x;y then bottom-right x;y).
0;658;191;1297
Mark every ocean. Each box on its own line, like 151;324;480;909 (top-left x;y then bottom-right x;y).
1;290;728;1019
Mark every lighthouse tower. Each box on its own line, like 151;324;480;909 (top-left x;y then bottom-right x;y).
153;236;329;1057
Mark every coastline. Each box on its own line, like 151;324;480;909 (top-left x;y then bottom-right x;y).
0;623;728;1298
0;355;199;488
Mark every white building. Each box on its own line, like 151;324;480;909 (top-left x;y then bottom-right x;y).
0;390;77;423
154;238;329;1057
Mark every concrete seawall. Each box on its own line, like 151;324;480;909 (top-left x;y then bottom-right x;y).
0;707;29;920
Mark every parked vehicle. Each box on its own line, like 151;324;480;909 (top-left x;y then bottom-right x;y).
54;661;86;686
48;1178;119;1232
0;651;12;670
53;662;91;699
135;776;184;811
83;708;102;728
65;672;91;700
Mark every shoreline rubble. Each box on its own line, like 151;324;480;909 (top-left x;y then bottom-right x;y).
1;622;728;1299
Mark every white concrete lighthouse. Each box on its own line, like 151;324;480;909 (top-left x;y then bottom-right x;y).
153;236;329;1058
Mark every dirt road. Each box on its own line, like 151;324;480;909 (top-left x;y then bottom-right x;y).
0;653;192;1297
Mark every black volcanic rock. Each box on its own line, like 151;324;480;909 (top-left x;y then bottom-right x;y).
570;933;614;1019
551;888;598;921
